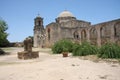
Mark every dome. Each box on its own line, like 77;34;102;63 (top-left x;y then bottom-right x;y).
58;10;75;18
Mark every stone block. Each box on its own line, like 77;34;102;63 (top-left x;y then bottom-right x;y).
18;51;39;60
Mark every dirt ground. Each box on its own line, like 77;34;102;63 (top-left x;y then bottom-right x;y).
0;47;120;80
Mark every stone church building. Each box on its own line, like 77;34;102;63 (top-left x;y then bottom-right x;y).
33;10;120;47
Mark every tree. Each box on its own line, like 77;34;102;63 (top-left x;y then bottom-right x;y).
0;19;9;47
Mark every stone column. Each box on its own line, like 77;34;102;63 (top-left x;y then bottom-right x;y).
79;30;81;44
86;29;90;42
27;38;32;52
110;24;115;43
97;27;101;46
24;39;27;51
24;38;32;52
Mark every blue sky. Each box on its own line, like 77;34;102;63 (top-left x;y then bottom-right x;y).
0;0;120;42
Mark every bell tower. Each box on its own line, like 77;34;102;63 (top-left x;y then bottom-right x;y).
33;15;45;47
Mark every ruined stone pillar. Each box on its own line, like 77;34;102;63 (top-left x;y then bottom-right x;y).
27;38;32;52
18;37;39;60
24;38;32;52
110;25;115;43
24;39;28;51
97;27;101;46
86;29;90;42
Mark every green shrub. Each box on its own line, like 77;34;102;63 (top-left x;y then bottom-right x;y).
0;48;6;55
52;41;63;54
72;41;98;56
98;43;120;59
52;39;73;54
72;43;81;56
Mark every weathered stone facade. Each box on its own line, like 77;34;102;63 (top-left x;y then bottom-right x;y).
33;10;120;47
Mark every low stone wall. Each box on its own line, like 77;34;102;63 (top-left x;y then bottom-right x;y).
18;51;39;60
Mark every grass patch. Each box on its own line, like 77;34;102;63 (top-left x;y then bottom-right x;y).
72;41;98;56
98;43;120;59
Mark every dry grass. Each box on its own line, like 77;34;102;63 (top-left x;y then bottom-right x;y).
0;62;18;66
33;48;52;54
78;55;120;64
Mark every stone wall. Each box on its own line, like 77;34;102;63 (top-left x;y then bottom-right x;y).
45;19;120;47
34;14;120;47
45;23;61;47
90;19;120;46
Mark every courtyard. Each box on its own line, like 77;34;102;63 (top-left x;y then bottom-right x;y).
0;47;120;80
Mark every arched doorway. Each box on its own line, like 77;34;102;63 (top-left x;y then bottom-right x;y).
90;28;97;45
100;26;111;45
73;31;79;40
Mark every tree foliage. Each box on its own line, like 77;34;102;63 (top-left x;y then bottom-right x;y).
0;19;9;47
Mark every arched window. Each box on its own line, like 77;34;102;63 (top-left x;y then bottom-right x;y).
38;21;41;26
48;28;50;41
90;28;97;45
90;28;97;39
100;27;105;38
114;23;120;37
81;30;86;40
100;26;111;39
73;31;79;40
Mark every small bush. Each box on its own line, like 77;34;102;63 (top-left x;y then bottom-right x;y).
98;43;120;59
72;41;98;56
52;39;73;54
52;41;62;54
72;43;81;56
0;48;6;55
